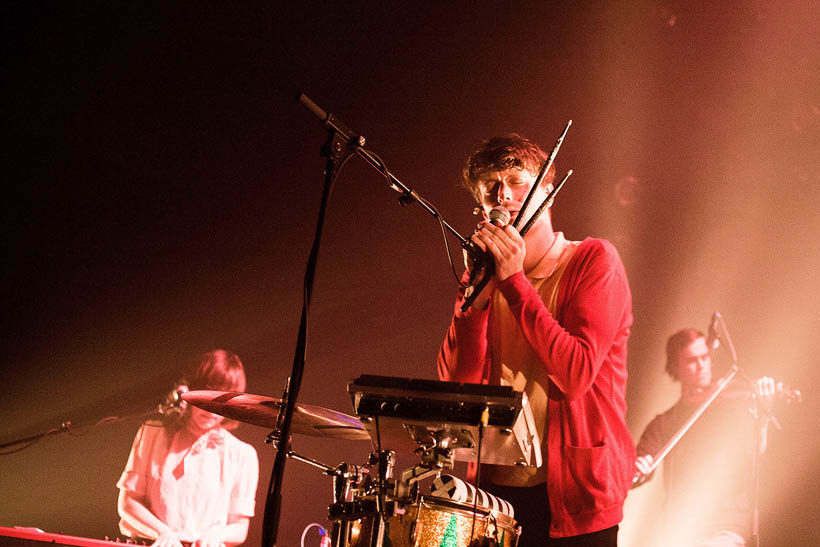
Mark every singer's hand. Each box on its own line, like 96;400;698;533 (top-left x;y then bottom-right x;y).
462;221;497;310
755;376;776;414
472;222;526;281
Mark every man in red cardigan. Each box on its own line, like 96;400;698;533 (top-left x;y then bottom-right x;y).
438;134;635;545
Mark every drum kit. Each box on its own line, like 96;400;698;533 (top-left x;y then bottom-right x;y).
183;375;541;547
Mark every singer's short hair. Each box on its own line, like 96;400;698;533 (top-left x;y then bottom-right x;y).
665;328;706;381
183;349;246;430
461;133;556;203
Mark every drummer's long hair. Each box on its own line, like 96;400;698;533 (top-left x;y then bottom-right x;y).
162;349;246;432
186;349;246;394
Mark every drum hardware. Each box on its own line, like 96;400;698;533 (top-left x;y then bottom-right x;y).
335;376;528;546
330;496;518;547
395;434;457;500
348;375;541;468
331;461;367;504
324;443;519;545
183;380;525;546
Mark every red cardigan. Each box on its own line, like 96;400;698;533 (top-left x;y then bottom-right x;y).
438;237;635;537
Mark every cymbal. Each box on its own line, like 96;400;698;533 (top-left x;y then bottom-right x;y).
182;390;370;441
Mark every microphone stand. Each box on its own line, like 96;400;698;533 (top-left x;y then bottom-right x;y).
275;93;466;547
261;100;362;547
713;314;766;547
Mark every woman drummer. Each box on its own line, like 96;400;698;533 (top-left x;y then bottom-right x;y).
117;349;259;547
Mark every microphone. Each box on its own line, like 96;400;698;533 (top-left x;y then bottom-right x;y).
488;205;510;227
297;93;364;146
464;206;509;284
706;311;721;350
158;384;189;415
459;205;512;308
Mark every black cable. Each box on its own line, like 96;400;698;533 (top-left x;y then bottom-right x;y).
420;194;467;286
366;149;466;286
262;136;355;547
0;408;164;456
469;406;489;546
374;412;383;508
0;432;53;456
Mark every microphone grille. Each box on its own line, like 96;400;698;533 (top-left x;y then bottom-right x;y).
489;206;510;227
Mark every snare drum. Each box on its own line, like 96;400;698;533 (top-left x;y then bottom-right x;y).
335;495;520;547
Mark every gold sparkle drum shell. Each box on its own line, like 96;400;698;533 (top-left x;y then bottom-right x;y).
338;496;520;547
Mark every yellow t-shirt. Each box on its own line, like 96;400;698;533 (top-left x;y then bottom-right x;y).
482;232;579;487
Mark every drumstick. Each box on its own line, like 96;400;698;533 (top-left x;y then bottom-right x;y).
512;120;572;231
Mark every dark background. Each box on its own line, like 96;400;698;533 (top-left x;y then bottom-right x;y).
2;2;818;546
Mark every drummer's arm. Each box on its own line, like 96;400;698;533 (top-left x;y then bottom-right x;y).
192;516;249;547
118;489;190;545
195;441;257;547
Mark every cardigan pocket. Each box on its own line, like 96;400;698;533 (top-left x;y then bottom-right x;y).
563;442;619;515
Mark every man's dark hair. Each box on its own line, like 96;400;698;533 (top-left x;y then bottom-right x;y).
461;133;555;203
665;328;706;381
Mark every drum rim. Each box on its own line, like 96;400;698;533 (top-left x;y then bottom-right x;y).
418;495;519;529
327;495;520;531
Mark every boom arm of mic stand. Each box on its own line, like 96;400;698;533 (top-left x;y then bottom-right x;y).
298;92;468;246
355;146;467;244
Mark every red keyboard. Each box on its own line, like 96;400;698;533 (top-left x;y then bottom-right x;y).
0;527;140;547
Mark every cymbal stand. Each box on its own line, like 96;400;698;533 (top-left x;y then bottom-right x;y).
266;430;373;547
264;422;368;504
324;451;398;547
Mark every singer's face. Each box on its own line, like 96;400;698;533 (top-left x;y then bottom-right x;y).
678;337;712;391
477;168;551;227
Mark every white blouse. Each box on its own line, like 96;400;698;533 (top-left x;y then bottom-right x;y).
117;422;259;541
